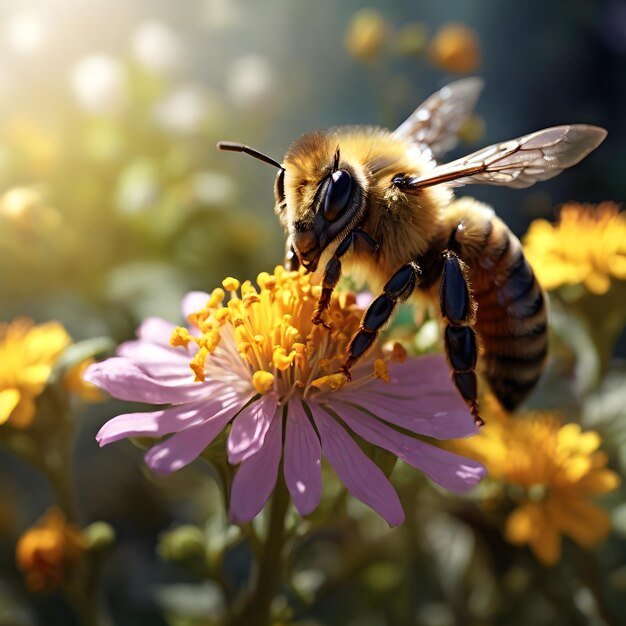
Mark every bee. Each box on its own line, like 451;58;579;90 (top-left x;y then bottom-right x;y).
218;78;606;425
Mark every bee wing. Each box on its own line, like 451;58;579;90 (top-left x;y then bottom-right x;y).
392;77;484;158
402;125;607;190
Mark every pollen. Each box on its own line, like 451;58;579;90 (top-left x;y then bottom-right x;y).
253;371;275;394
172;266;386;400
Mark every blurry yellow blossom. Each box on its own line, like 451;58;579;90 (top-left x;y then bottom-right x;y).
16;507;85;591
63;359;103;402
0;187;61;235
523;202;626;294
345;9;389;62
0;319;71;428
429;23;481;74
451;399;620;565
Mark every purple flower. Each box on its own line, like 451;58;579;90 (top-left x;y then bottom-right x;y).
86;268;485;526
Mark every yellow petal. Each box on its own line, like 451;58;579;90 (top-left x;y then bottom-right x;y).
577;468;621;494
559;455;592;483
505;501;539;544
21;321;71;364
545;494;611;548
0;389;20;425
505;501;561;566
18;364;52;391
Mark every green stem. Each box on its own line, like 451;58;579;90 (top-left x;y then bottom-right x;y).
229;476;291;626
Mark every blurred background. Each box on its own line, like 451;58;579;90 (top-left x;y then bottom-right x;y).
0;1;625;625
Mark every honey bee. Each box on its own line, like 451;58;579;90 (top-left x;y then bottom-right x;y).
218;78;606;425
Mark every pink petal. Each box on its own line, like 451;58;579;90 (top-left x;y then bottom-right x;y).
117;341;192;378
334;403;486;493
336;354;478;439
229;411;283;523
96;391;250;446
84;358;217;404
135;317;177;346
311;406;404;527
182;291;210;320
228;393;278;464
144;400;244;475
284;400;322;516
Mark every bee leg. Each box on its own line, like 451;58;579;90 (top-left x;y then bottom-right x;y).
312;228;378;329
340;262;420;381
440;251;484;427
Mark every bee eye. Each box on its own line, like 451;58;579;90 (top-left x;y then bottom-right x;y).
323;169;352;221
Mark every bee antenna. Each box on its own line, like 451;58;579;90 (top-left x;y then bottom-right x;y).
216;141;284;170
332;145;341;171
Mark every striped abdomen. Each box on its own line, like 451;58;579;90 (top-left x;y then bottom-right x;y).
447;199;548;411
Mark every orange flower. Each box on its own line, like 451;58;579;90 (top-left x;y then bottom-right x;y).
16;508;85;591
451;400;620;565
429;23;481;74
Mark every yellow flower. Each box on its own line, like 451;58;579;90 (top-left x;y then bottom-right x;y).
451;399;620;565
0;319;71;428
429;23;481;74
16;507;86;591
523;202;626;294
345;9;389;62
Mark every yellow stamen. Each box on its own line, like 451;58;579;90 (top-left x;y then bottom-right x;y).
170;327;192;349
238;341;251;355
190;347;208;382
199;331;221;353
373;358;390;383
253;371;275;394
311;372;348;392
180;267;385;399
208;288;225;308
273;347;295;371
222;277;240;292
213;308;231;323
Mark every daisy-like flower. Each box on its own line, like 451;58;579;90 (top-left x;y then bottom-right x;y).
523;202;626;295
16;507;86;591
451;399;620;565
0;319;70;428
86;267;485;526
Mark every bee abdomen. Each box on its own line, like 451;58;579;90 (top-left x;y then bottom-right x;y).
472;231;548;411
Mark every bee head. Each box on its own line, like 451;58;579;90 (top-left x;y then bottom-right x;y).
216;132;369;273
279;133;368;272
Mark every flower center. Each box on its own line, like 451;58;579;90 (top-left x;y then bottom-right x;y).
170;267;396;400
